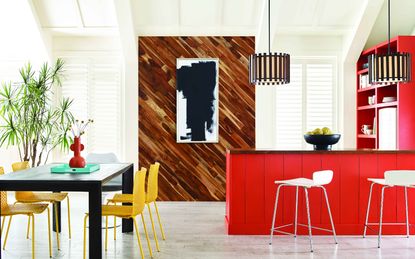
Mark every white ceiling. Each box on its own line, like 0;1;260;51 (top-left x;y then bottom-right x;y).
365;0;415;48
132;0;364;36
33;0;118;36
32;0;365;36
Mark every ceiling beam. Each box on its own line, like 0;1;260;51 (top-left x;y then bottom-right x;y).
343;0;384;63
75;0;85;28
42;27;119;37
275;26;352;36
112;0;136;64
136;25;256;37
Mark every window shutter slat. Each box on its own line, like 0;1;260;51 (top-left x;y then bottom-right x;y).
275;59;336;149
60;54;122;157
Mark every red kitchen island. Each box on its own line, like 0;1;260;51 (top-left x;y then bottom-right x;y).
226;149;415;235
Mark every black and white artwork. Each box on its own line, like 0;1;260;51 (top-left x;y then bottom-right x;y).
176;58;219;143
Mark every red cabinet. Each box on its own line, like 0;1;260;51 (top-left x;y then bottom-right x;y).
356;36;415;149
226;150;415;235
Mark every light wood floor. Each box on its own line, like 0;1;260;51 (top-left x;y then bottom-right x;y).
1;194;415;258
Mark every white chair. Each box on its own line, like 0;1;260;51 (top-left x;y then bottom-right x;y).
269;170;337;252
86;153;122;192
363;170;415;248
86;153;119;163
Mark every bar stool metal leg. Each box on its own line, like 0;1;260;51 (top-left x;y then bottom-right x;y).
405;186;409;238
269;184;284;245
363;182;375;238
378;186;387;248
321;186;338;244
294;186;299;238
304;187;314;252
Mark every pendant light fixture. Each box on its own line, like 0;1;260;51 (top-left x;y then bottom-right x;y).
368;0;411;84
249;0;290;85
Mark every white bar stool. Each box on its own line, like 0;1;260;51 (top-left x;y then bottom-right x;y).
269;170;337;252
363;170;415;248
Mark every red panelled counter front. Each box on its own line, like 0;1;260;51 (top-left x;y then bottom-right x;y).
225;149;415;235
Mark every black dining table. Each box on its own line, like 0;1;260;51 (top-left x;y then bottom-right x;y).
0;163;134;259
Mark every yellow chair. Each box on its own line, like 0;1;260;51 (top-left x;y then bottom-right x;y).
12;161;72;250
83;167;153;259
108;162;165;252
0;166;52;259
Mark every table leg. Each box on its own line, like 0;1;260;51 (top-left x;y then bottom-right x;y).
52;192;61;233
89;183;102;259
0;199;2;259
122;165;134;233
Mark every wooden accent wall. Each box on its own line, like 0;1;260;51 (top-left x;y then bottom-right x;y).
138;37;255;201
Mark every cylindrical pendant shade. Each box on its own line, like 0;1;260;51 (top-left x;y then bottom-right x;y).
249;52;290;85
368;52;411;84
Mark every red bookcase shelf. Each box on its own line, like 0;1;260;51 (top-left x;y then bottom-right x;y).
357;68;368;75
358;134;376;139
357;105;376;111
376;101;398;109
358;86;376;93
356;36;415;149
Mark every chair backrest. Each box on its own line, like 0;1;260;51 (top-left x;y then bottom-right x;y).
385;170;415;186
0;167;7;210
146;162;160;203
86;153;120;164
12;161;33;200
12;161;30;172
132;167;147;216
312;170;333;186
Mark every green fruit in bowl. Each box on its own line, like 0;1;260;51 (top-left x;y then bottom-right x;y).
306;127;334;135
312;128;323;135
322;127;332;135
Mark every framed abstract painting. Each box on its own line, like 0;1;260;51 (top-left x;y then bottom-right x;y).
176;58;219;143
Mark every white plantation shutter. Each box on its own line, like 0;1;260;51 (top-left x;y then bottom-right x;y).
58;53;122;158
275;64;303;149
275;58;337;149
88;62;121;153
61;61;90;149
306;64;334;131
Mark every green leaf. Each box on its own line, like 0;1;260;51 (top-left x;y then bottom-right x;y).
0;59;74;165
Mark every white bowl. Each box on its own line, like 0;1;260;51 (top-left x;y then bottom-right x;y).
382;96;397;103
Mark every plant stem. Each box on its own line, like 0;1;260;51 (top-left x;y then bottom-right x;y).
44;142;59;165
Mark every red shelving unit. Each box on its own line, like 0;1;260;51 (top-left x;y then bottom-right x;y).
356;36;415;149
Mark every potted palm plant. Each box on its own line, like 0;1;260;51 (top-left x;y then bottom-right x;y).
0;59;75;167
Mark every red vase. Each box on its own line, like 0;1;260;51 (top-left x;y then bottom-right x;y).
69;137;86;168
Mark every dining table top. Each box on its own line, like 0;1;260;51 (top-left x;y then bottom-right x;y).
0;163;133;184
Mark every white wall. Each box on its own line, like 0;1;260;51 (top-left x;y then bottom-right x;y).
0;1;49;65
0;1;50;170
255;35;352;149
341;62;357;149
53;36;121;52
